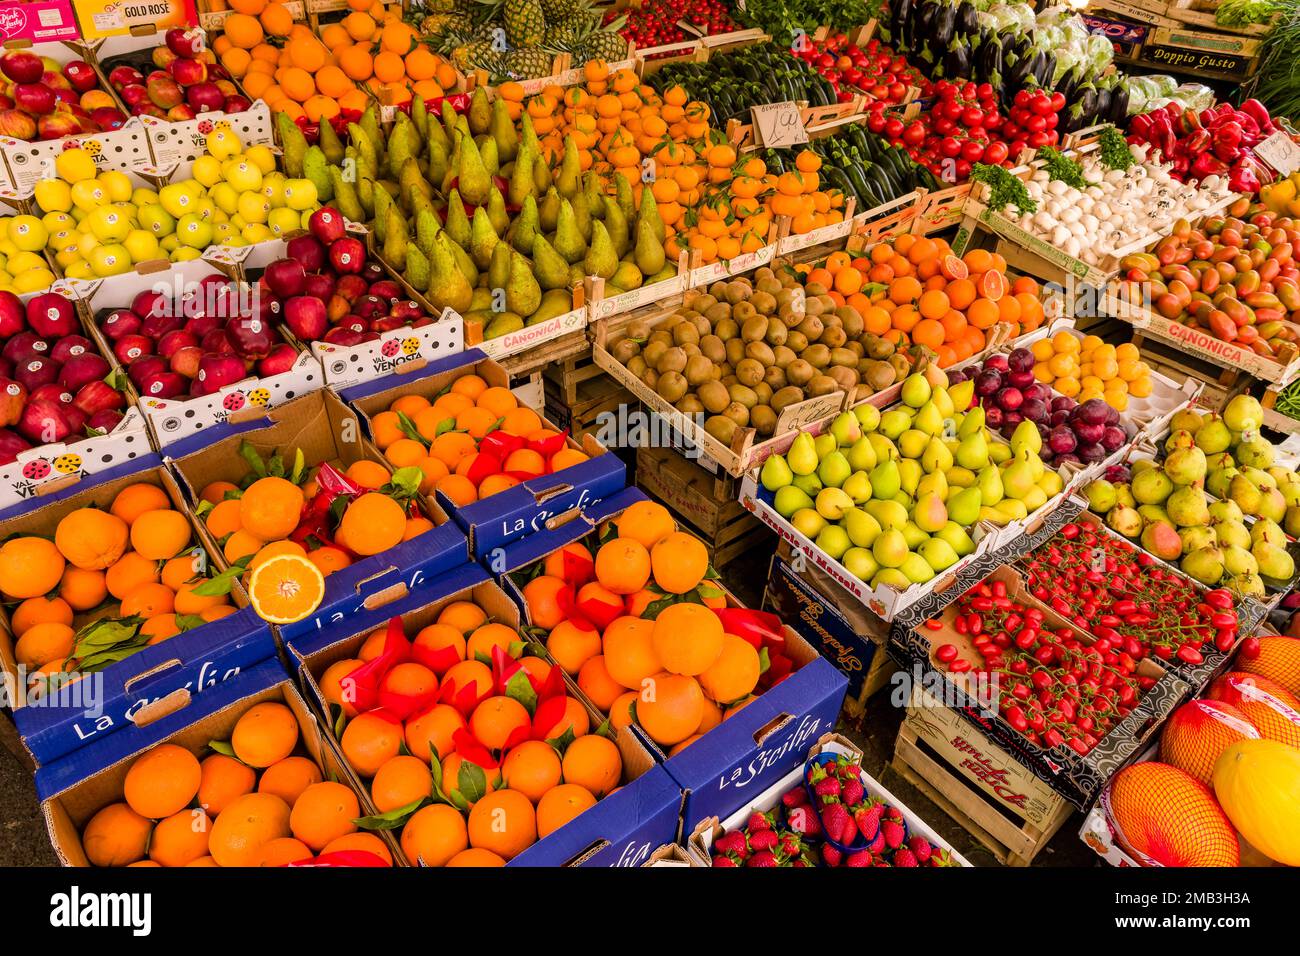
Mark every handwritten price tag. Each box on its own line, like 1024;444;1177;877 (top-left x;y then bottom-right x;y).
751;102;807;148
1256;131;1300;176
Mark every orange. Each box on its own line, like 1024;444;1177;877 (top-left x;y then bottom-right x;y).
429;430;476;467
208;793;292;867
345;459;391;489
124;744;201;819
59;566;106;612
466;622;519;663
501;740;563;803
967;298;999;330
10;596;72;636
401;804;467;867
637;672;706;746
15;622;74;668
290;781;360;851
338;44;374;82
111;483;169;525
602;616;661;689
450;374;488;400
322;832;393;865
542;542;593;583
371;754;433;812
248;554;325;625
446;847;506;867
577;654;627;712
476;386;518;418
341;712;402;777
500;406;542;437
609;691;638;731
149;809;212;867
255;837;314;866
308;546;352;576
56;508;128;570
206;498;244;538
651;602;723;676
536;783;597;838
522;575;569;630
224;529;265;564
469;695;531;751
381;662;438;704
141;614;180;644
223;12;264;48
198;753;256;816
650;531;708;594
320;657;363;715
537;696;590;740
547;619;602;675
239;476;304;540
437;473;479;508
385;437;427;468
338;493;407;556
120;582;175;619
441;752;499;804
412;624;466;675
561;733;621;797
257;756;321;806
441;660;494;702
698;633;761;703
502;448;545;475
82;802;152;867
174;579;227;616
696;700;723;734
438;600;488;634
162;555;200;591
232;702;299;768
467;789;536;861
551;448;589;470
594;538;651;595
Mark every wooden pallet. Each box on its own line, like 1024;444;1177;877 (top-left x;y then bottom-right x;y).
635;445;769;568
891;694;1076;867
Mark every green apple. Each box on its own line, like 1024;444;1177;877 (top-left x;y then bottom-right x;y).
210;183;240;216
175;213;213;250
85;206;131;243
138;203;176;237
268;207;301;236
282;178;318;211
123;229;162;263
237;191;270;225
223;159;263;194
159;183;198;219
88;243;131;277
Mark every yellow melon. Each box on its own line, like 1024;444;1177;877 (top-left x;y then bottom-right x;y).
1214;739;1300;866
1207;672;1300;750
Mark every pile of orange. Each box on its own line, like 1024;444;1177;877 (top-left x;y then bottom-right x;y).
320;3;462;109
78;700;391;867
318;604;621;865
368;373;589;509
520;499;763;754
798;237;1046;368
514;66;843;265
196;456;432;624
0;482;237;692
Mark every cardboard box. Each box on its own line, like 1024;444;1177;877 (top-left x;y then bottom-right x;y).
137;100;276;174
1081;12;1151;56
0;1;83;43
889;564;1189;809
340;349;627;562
687;732;970;866
585;252;691;322
35;657;394;866
1136;24;1263;79
0;455;271;766
165;388;470;643
0;119;151;203
74;1;198;42
76;259;326;447
289;563;685;867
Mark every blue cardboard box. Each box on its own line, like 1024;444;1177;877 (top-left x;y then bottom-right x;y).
0;455;273;767
288;563;683;867
340;349;627;564
164;389;470;644
36;658;394;867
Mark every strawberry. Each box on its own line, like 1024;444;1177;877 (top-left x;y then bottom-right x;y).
714;831;748;856
821;844;843;867
779;832;802;857
867;828;886;854
713;854;739;867
882;819;906;849
814;776;842;800
747;810;774;832
821;802;852;843
781;786;809;808
853;803;883;840
892;847;919;867
844;850;873;867
746;850;778;867
874;858;892;867
908;836;932;863
840;778;865;807
786;804;822;838
929;848;960;867
747;828;779;852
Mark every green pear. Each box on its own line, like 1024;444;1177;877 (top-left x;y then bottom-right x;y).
900;373;931;409
879;409;911;440
1000;455;1036;501
913;491;948;533
553;199;586;264
1166;486;1210;527
1258;485;1287;523
865;499;908;531
1229;474;1264;515
638;186;665;242
1222;393;1263;433
633;218;665;276
872;529;909;568
1085;479;1118;513
818;451;851;489
509;194;541;254
1106;504;1142;538
854;404;881;433
844;508;882;548
490;97;518;161
792;473;822;497
977;466;1004;506
814;434;837;458
1164;445;1208;486
603;197;629;258
1181;547;1225;585
871;568;912;590
774;485;812;518
816;525;851;561
1132;468;1174;505
955;431;989;470
555;136;581;199
1010;419;1041;457
1254;541;1295;580
947;467;976;487
1181;525;1217;555
469;206;499;269
846;436;878;472
899;553;935;584
456;132;491;206
1251;518;1287;548
816;487;853;521
488;241;511;292
791;509;826;539
788;433;818;476
425;233;474;314
842;471;872;504
1194;416;1232;454
1285;505;1300;539
922;436;954;473
538;187;562;232
842;548;879;582
898;459;922;497
584;221;619;280
958;404;984;439
867;434;898;463
445;189;471;248
1222;545;1258;577
919;538;960;572
761;454;793;492
898;429;928;460
913;400;944;437
946;486;981;527
505;251;542;317
531;234;572;291
937;522;976;556
829;411;862;447
948;379;974;413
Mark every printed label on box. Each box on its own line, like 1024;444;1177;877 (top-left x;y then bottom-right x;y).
73;0;197;39
0;0;81;43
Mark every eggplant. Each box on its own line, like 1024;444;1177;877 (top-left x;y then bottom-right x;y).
956;1;979;36
980;36;1002;84
934;1;957;46
1037;51;1056;89
945;34;970;78
1110;83;1130;123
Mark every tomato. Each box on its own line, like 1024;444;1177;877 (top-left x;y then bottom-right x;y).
933;116;956;136
867;113;887;134
887;81;907;101
960;139;985;162
1030;94;1055;116
1027;130;1051;149
983;141;1009;165
938;136;962;158
955;158;973;180
902;121;927;145
1025;113;1048;133
962;106;985;128
1050;91;1066;112
884;117;905;139
1044;112;1058;129
1014;89;1031;107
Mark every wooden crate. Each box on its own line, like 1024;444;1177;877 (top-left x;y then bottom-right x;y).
891;691;1076;867
543;363;634;443
635;444;769;568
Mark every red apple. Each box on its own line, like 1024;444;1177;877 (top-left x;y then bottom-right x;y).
13;83;55;116
108;66;144;89
186;82;224;113
286;235;325;272
114;334;154;365
101;309;142;341
140;370;187;398
258;343;298;377
87;409;124;432
222;94;251;114
264;259;307;298
335;274;368;302
194;354;248;395
308;207;346;245
165;28;204;59
166;104;196;122
74;379;126;417
27;293;78;338
0;51;43;85
0;108;36;139
119;83;150;107
152;47;178;71
18;398;72;443
146;71;183;109
283;296;328;342
302;273;336;302
50;335;95;364
37;112;82;140
89;106;126;131
0;290;25;337
62;61;99;94
169;345;203;378
0;377;27;427
169;57;207;87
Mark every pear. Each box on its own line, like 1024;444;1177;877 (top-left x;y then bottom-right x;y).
1140;520;1183;561
1214;519;1251;551
638;187;665;243
1209;499;1244;523
1085;479;1118;513
917;472;947;500
489;96;518;161
1194;417;1232;454
1229;474;1264;515
842;548;879;582
505;251;542;317
508;143;536;207
553;199;586;264
955;431;989;470
921;436;954;473
1000;454;1036;501
774;485;812;518
846;436;877;472
425;233;473;314
449;236;479;286
634;218;666;277
479;136;499;177
879;409;911;440
533;153;553;193
1132;468;1173;505
456;132;491;206
900;373;931;409
1181;547;1225;586
937;521;976;557
792;473;822;497
844;508;882;548
931;386;955;419
403;245;430;293
1180;525;1217;555
913;491;948;533
1286;505;1300;539
609;262;642;292
415;207;441;258
556;137;581;199
538;187;562;233
988;443;1012;465
469;206;499;270
948;379;975;414
994;499;1028;522
1165;486;1209;527
1010;419;1042;457
872;568;912;589
1170;408;1205;433
571;189;593;243
509;194;541;254
1257;485;1287;523
527;234;570;292
865;499;908;531
486;188;509;236
842;471;872;504
1222;545;1258;577
1207;467;1237;499
1227;572;1266;598
815;434;837;458
898;429;928;460
445;190;471;248
761;454;793;492
584;221;619;280
488;241;511;292
816;487;853;521
1138;504;1170;527
1222;393;1263;433
958;404;984;439
913;400;944;437
816;525;851;561
899;553;936;584
919;538;960;572
854;404;881;433
382;207;407;270
818;451;851;489
897;459;922;496
977;466;1004;506
1164;445;1208;486
791;509;826;539
867;434;898;464
1251;518;1287;548
872;529;909;568
603;197;629;258
946;486;981;526
468;87;491;135
788;433;818;476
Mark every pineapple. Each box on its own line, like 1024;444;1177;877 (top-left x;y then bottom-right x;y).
540;0;580;20
506;46;554;78
504;0;546;47
579;22;627;63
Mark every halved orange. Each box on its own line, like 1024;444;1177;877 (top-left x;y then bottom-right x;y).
939;254;968;281
977;270;1006;301
248;554;326;624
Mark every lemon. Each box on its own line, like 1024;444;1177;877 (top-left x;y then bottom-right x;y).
206;128;242;161
7;216;48;253
237;191;269;225
192;155;224;188
241;223;273;243
89;244;131;277
267;207;300;236
55;148;97;184
124;230;162;262
12;269;55;294
34;180;72;213
282;179;317;211
70;180;108;211
244;144;276;174
98;170;134;203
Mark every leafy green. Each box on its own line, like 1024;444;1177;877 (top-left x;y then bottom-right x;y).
1098;126;1135;171
1036;146;1090;189
1217;0;1279;27
971;163;1036;215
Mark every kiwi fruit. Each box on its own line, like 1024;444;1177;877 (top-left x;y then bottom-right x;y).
803;343;831;369
714;317;739;341
764;365;788;391
820;324;847;349
752;382;773;405
797;314;824;341
750;404;777;436
627;355;647;378
723;401;750;427
626;319;651;341
705;415;738;445
770;385;804;413
649;329;673;348
691;294;718;313
728;384;759;409
785;330;808;353
643;340;668;368
863;360;897;391
804;296;826;317
698;380;730;414
740;316;768;342
705;302;732;325
725;338;746;366
682;343;701;359
735;358;764;387
866;335;895;360
657;370;688;403
689;313;712;337
804;281;829;297
612;339;639;364
785;358;815;386
658;346;687;374
764;320;788;348
699;334;727;364
725;280;751;304
831;346;858;368
709;281;728;299
732;300;757;324
828;365;858;393
772;344;796;368
807;374;839;397
673;322;700;347
676;394;705;415
743;342;774;367
837;306;864;338
684;355;714;387
750;290;777;315
641;367;658;389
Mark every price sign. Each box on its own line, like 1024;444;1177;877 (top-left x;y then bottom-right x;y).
751;102;808;148
1256;130;1300;176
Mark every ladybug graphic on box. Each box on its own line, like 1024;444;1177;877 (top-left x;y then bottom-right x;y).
21;459;50;481
222;392;246;412
53;454;82;474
